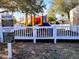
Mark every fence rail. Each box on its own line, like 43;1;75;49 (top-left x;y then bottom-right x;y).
0;25;79;43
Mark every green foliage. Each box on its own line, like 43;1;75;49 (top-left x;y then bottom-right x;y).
48;16;56;21
48;15;57;24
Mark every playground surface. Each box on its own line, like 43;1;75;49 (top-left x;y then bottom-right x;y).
0;42;79;59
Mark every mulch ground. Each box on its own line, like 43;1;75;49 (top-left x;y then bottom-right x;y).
0;42;79;59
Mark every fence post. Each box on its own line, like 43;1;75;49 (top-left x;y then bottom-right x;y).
7;43;12;59
53;25;57;44
33;26;36;44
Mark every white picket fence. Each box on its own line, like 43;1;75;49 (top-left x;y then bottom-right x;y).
14;25;79;43
0;25;79;43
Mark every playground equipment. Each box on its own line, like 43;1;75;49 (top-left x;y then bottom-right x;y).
25;14;50;26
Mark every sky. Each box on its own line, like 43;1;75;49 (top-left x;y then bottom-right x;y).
13;12;25;21
44;0;51;9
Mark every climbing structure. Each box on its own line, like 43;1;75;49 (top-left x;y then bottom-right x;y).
25;14;49;26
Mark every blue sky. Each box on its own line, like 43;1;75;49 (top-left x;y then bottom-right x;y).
14;0;51;21
44;0;51;9
43;0;51;15
13;12;25;21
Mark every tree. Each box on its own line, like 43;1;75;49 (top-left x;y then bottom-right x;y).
0;0;17;12
52;0;79;18
12;0;46;14
47;8;58;24
0;0;46;14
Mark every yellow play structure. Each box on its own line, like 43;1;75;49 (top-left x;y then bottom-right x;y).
26;15;43;26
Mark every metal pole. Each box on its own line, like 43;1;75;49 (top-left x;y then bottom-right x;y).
7;43;12;59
